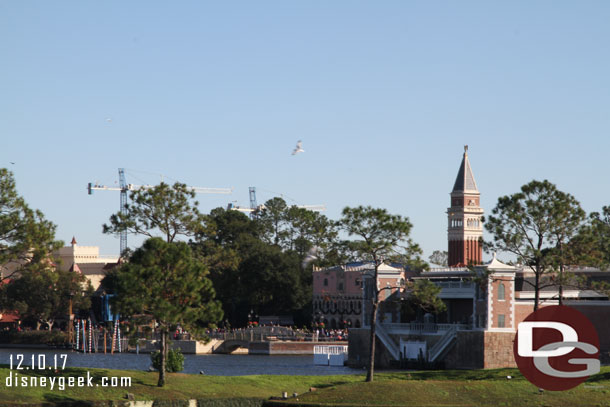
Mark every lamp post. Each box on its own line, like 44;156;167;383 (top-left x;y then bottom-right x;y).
247;309;258;327
67;290;75;346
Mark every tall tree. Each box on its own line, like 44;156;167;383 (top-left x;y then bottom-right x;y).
192;207;311;327
0;168;60;281
103;182;206;246
485;180;586;310
103;181;219;386
111;238;222;387
257;197;289;247
428;250;449;267
577;206;610;269
339;206;415;382
256;198;344;266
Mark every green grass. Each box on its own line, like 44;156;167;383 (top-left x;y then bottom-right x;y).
0;366;608;406
268;367;610;407
0;365;361;405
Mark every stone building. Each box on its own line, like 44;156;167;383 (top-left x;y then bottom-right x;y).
312;262;407;329
448;146;483;267
56;237;119;291
344;147;610;369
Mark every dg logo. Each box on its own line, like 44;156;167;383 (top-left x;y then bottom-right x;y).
514;305;600;391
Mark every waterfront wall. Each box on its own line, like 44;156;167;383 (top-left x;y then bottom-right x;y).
444;331;484;369
346;328;394;368
137;338;347;355
137;339;222;354
444;330;516;369
249;341;347;355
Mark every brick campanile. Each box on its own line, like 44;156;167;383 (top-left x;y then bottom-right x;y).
448;146;483;267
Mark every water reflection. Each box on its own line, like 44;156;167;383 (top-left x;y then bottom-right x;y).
0;349;361;376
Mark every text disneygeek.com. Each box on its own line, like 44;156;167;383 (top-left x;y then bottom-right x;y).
3;354;131;390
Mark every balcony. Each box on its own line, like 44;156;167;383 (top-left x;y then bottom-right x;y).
382;322;470;335
435;281;475;299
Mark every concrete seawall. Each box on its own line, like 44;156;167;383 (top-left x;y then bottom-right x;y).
136;339;347;355
136;339;223;354
249;341;347;355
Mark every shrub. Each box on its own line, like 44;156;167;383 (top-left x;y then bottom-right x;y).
151;348;185;372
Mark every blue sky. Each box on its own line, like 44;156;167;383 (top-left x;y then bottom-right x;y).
2;1;610;259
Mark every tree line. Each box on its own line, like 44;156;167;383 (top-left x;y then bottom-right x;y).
1;167;610;384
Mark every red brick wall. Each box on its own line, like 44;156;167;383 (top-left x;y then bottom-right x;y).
449;239;482;266
514;303;533;327
490;277;513;328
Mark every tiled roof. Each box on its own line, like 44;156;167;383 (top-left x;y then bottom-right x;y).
452;147;479;193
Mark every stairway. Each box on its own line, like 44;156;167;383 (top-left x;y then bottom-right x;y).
375;322;401;360
427;325;458;362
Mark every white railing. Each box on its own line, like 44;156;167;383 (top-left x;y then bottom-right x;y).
383;322;468;335
313;345;348;366
314;345;348;355
375;322;400;360
428;325;457;362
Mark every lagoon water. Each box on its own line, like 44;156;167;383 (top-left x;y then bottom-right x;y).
0;349;361;376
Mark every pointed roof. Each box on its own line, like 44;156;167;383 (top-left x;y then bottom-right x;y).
484;253;516;272
71;236;77;245
452;145;479;193
69;263;82;273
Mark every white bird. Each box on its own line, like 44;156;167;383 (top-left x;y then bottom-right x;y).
292;140;305;155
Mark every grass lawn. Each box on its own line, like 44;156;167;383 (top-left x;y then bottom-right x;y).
0;365;608;406
269;367;610;407
0;365;361;405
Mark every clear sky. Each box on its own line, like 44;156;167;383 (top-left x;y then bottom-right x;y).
2;1;609;259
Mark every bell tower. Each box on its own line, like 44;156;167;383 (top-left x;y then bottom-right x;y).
448;146;483;266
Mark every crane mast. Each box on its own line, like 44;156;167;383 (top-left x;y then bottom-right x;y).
118;168;128;254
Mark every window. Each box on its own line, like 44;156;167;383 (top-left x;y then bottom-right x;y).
338;282;343;291
498;283;505;300
323;278;328;287
498;314;505;328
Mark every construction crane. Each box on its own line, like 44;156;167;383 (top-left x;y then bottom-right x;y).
88;168;233;255
227;186;326;217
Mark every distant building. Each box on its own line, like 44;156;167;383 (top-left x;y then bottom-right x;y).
56;237;119;291
312;262;407;329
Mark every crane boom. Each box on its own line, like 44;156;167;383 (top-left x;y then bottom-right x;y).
230;204;326;214
88;168;233;255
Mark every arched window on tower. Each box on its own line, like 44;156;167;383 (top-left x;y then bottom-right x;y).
498;282;505;300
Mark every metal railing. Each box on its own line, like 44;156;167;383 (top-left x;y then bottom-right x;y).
207;327;344;342
383;322;469;334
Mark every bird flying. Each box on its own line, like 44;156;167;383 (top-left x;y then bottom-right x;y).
292;140;305;155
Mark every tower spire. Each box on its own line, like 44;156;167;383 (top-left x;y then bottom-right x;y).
452;145;479;193
447;147;483;267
